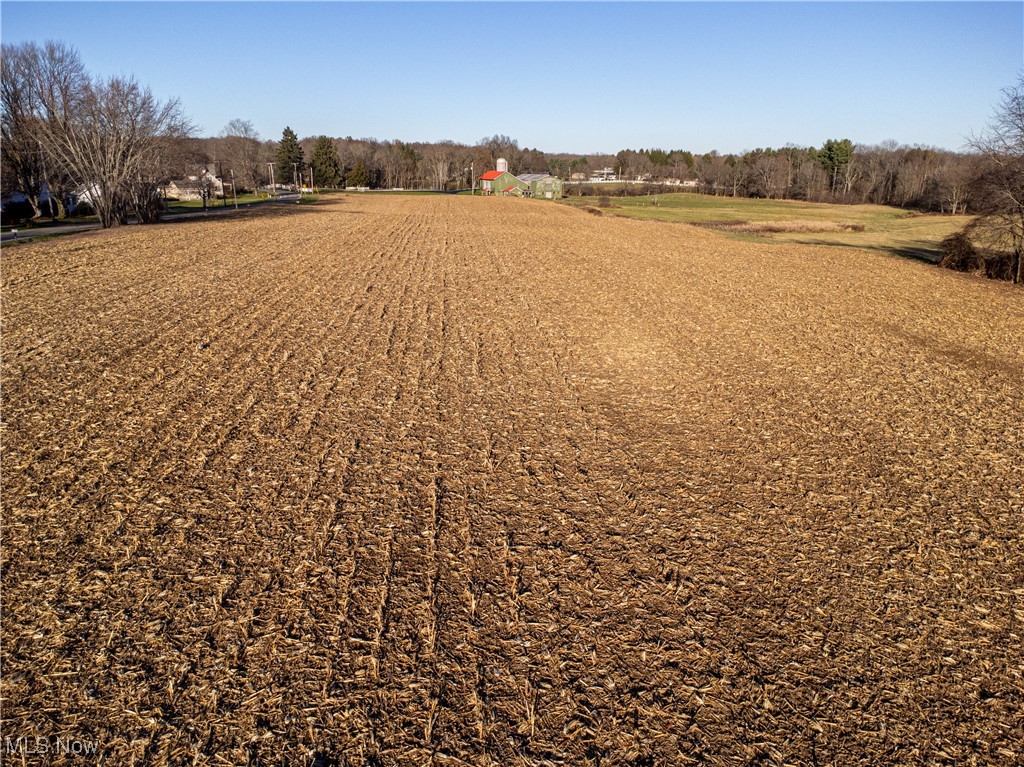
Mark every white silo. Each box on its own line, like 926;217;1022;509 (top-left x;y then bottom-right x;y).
496;157;508;173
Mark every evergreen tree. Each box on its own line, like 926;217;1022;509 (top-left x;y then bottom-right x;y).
347;160;370;188
310;136;342;188
816;138;854;195
647;148;669;166
276;126;304;189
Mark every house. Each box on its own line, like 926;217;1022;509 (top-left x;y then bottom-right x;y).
2;182;77;217
478;158;561;198
161;166;224;201
68;182;104;212
162;179;201;201
0;190;34;222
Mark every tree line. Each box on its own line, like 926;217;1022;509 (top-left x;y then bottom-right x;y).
197;131;974;216
1;40;1021;282
0;38;990;222
190;128;974;217
603;140;973;213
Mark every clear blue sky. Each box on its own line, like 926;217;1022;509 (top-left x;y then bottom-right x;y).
2;2;1021;154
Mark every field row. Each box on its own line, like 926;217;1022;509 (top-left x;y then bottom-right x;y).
3;196;1022;765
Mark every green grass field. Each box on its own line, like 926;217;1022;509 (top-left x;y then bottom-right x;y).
163;193;268;214
562;193;970;263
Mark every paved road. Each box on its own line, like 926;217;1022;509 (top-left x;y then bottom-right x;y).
0;193;302;244
1;221;100;243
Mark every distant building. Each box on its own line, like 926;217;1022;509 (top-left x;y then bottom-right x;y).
478;158;562;199
478;169;528;196
161;165;224;201
517;173;563;200
589;167;618;182
2;181;83;217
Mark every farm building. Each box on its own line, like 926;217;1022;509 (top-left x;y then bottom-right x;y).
478;158;562;198
517;173;563;199
478;170;528;197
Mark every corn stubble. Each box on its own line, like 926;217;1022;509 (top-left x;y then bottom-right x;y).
2;196;1022;766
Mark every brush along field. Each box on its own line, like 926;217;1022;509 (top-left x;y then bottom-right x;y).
2;195;1023;766
564;193;971;262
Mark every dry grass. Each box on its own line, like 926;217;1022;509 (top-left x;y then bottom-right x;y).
2;195;1022;766
697;219;866;234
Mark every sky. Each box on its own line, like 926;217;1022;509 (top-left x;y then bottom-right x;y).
1;1;1021;155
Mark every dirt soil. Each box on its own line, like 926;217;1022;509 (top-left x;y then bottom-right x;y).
2;195;1022;766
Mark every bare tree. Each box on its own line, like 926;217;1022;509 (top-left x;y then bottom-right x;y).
859;142;900;205
218;118;263;192
479;134;520;173
375;141;403;189
694;152;722;195
966;75;1024;283
745;149;784;199
933;154;974;215
20;41;193;227
1;43;47;217
423;141;456;190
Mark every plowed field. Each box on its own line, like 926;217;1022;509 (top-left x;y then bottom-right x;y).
3;195;1022;766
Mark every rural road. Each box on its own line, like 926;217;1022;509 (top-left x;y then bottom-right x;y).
1;220;101;242
2;195;1022;765
0;193;302;243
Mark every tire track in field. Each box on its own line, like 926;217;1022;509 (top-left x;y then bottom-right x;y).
454;212;664;763
459;201;1024;765
3;207;424;764
128;213;425;762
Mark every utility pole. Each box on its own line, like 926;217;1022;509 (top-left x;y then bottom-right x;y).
38;141;55;219
292;162;298;192
230;169;238;210
267;162;275;197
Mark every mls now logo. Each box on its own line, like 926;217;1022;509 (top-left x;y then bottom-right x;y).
3;736;99;756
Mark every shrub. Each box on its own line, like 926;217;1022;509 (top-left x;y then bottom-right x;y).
1;199;36;226
982;251;1015;281
939;230;1018;281
939;231;982;273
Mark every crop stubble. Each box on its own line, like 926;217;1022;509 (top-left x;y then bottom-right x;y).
2;196;1022;765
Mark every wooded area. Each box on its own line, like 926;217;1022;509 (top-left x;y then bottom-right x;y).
185;131;974;215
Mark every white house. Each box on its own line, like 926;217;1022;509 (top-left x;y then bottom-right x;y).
161;166;225;201
589;167;618;182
